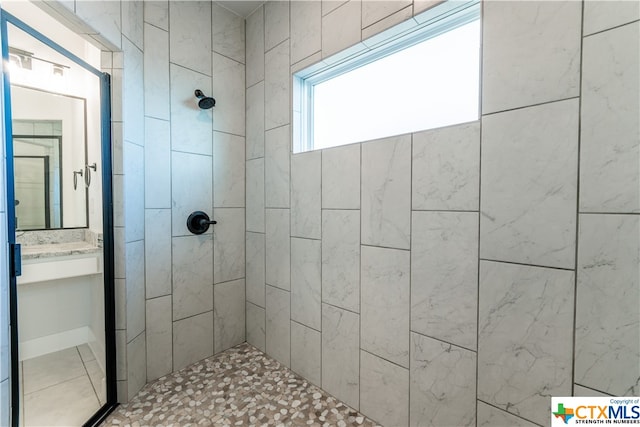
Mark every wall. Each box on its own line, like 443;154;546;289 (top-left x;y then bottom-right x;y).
245;1;640;426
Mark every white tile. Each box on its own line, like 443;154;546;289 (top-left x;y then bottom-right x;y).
362;4;412;40
125;240;146;342
361;135;411;249
123;142;145;243
322;0;361;58
265;209;290;290
291;151;321;238
214;132;245;208
574;384;612;397
583;1;640;36
112;122;124;175
111;69;123;122
172;235;214;320
265;125;291;208
413;0;443;16
116;330;127;381
291;321;321;385
123;39;144;146
478;261;574;425
322;210;360;312
117;380;128;403
246;6;265;87
23;348;85;394
169;1;211;76
266;285;290;367
172;311;214;371
291;0;322;64
170;64;213;155
322;144;360;209
265;41;290;130
127;331;146;399
482;1;581;113
144;118;171;209
362;0;411;28
1;380;8;427
212;53;245;136
322;0;348;16
143;24;169;121
115;278;126;331
146;296;172;381
410;333;476;427
144;0;168;30
322;304;359;409
291;238;322;330
213;208;245;284
575;214;640;396
412;122;480;211
114;227;125;279
246;82;265;159
264;0;289;51
144;209;171;298
480;99;579;269
246;232;266;307
212;3;245;63
477;401;540;427
411;211;478;350
122;0;144;50
580;22;639;213
246;302;266;351
246;158;265;233
361;245;410;367
171;151;213;236
214;279;246;353
76;1;122;49
360;350;409;427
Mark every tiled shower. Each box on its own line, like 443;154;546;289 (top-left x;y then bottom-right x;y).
1;0;638;426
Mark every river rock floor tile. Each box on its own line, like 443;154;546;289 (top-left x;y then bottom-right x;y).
103;343;380;426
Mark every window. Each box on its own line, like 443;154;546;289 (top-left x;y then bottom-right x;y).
293;1;481;153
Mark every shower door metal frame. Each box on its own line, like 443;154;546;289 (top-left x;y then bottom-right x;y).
1;10;117;426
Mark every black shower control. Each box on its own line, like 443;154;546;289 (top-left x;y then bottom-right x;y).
187;211;217;235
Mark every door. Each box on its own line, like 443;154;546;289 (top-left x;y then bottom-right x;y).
1;10;116;426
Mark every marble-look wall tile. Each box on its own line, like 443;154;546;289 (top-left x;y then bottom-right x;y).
169;64;213;156
125;241;145;342
478;261;574;425
322;210;360;312
173;311;214;371
246;232;266;307
213;132;245;208
482;1;581;113
322;0;348;16
266;285;291;366
410;333;476;427
583;1;640;36
291;151;321;238
169;1;211;76
412;122;480;211
246;302;266;352
322;304;359;409
264;0;289;51
116;330;127;381
575;214;639;396
265;209;291;290
361;246;410;367
246;6;265;87
480;99;579;269
360;350;409;427
580;22;639;213
574;385;612;397
172;235;214;320
291;0;322;64
322;0;362;58
265;41;290;130
246;158;265;233
144;0;168;30
291;238;322;330
143;24;169;121
146;296;172;381
361;135;411;250
114;227;125;279
411;211;478;350
265;125;291;208
144;118;171;208
0;380;7;427
212;53;245;136
477;401;540;427
127;331;146;399
246;82;265;159
322;144;360;209
171;152;213;236
213;208;245;284
214;279;246;353
291;321;321;386
123;142;145;243
212;3;245;63
144;209;171;299
361;4;412;40
122;0;144;50
361;0;412;29
75;1;122;49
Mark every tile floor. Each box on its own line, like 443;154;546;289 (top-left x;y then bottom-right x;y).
104;343;381;426
21;344;105;426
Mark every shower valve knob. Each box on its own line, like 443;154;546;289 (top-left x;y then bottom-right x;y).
187;211;217;235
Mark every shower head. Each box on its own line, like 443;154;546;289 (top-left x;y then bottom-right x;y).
195;89;216;109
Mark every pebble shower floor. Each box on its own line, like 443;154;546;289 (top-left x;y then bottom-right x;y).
102;343;380;426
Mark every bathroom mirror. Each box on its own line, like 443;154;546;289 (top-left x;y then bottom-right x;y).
11;85;88;230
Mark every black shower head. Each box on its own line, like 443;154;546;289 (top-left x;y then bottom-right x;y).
195;89;216;109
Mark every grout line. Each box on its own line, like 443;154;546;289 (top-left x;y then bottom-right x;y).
477;399;545;427
321;301;360;316
360;243;410;252
143;21;168;34
478;258;576;272
482;96;581;117
476;0;484;418
409;330;477;354
212;129;246;139
291;319;321;334
412;208;480;213
168;61;213;79
360;348;409;372
583;18;640;39
578;211;640;216
358;139;363;411
408;133;413;423
573;383;614;396
171;309;213;325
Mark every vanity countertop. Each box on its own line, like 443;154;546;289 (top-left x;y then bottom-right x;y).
21;241;101;260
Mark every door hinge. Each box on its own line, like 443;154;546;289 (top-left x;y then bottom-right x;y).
10;243;21;277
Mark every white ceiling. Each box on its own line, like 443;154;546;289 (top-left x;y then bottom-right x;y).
217;1;266;18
